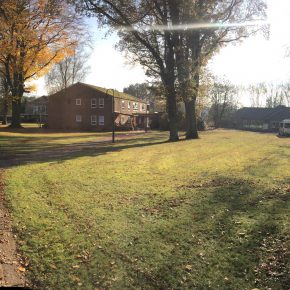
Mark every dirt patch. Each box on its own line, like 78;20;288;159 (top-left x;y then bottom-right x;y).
179;177;256;189
141;197;187;216
0;169;26;287
254;234;290;288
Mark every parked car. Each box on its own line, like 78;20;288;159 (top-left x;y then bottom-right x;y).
279;119;290;136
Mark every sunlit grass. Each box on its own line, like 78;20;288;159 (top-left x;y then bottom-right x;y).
3;130;290;289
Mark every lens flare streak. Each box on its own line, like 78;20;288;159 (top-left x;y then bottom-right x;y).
120;20;269;32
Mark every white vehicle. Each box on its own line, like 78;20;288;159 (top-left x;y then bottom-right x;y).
279;119;290;136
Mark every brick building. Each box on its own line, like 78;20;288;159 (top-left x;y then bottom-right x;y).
48;82;149;131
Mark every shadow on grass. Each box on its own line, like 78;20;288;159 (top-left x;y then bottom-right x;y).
0;134;169;169
126;176;290;289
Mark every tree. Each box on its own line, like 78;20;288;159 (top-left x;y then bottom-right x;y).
74;0;266;141
123;82;157;111
265;83;285;108
45;46;91;95
73;1;182;141
249;83;267;107
0;75;10;125
281;83;290;107
0;0;83;128
209;78;238;128
167;0;267;138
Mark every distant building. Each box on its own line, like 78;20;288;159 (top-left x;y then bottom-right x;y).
48;82;149;131
24;95;48;123
234;106;290;132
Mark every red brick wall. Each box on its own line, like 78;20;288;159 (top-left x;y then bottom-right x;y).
48;83;147;131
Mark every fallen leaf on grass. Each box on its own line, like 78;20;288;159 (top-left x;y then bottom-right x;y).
18;266;26;272
72;265;80;269
184;264;192;271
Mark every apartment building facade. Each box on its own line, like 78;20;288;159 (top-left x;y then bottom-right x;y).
48;82;148;131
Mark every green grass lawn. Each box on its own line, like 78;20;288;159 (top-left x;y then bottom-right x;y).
3;130;290;289
0;123;144;160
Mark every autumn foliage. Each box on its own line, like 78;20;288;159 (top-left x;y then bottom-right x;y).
0;0;82;127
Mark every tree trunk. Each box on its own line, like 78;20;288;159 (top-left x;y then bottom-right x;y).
10;97;22;128
185;98;199;139
167;86;179;142
2;99;8;125
2;115;7;125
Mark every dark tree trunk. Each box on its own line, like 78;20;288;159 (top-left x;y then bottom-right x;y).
2;78;9;125
8;72;24;128
2;114;7;125
10;97;22;128
2;99;8;125
167;85;179;142
185;98;199;139
162;29;179;142
185;68;199;139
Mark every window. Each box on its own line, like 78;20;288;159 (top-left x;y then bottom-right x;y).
128;101;131;109
91;98;97;108
142;104;146;111
76;115;82;122
99;98;104;108
99;115;104;126
91;115;97;125
76;98;81;105
33;105;38;114
285;123;290;128
133;102;138;111
121;100;125;110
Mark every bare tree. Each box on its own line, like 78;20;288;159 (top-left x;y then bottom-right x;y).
249;83;267;107
265;83;285;107
45;47;91;95
209;78;237;128
281;83;290;107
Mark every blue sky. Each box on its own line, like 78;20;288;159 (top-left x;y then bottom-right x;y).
36;0;290;105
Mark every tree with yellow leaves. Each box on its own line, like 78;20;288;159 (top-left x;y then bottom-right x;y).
0;0;83;128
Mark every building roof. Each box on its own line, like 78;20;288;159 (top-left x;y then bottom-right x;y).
235;106;290;122
78;82;145;103
28;95;48;104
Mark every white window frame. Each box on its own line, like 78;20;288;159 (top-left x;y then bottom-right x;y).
76;98;81;105
133;102;138;111
128;101;131;109
99;98;104;108
91;115;97;125
76;115;82;122
121;100;125;110
99;115;104;126
91;98;97;108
